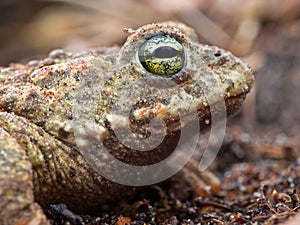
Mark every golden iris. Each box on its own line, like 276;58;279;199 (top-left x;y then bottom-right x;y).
138;35;185;77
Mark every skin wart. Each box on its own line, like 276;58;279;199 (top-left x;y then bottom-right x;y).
0;22;254;225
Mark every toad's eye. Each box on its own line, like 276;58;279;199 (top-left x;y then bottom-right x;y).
138;35;185;77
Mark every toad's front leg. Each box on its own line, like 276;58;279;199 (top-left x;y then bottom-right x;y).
0;114;50;225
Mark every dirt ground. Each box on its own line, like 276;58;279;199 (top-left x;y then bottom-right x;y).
0;0;299;224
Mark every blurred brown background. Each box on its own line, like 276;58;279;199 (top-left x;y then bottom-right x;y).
1;0;300;151
0;0;298;63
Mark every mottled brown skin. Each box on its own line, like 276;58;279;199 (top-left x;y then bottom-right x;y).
0;22;253;225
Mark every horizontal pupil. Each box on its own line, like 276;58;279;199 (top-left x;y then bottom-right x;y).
151;46;180;58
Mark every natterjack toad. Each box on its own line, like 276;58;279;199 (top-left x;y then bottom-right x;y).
0;22;253;225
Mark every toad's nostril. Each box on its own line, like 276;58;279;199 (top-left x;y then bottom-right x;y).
214;51;222;57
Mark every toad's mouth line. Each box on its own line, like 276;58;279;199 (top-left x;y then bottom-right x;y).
130;92;247;135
